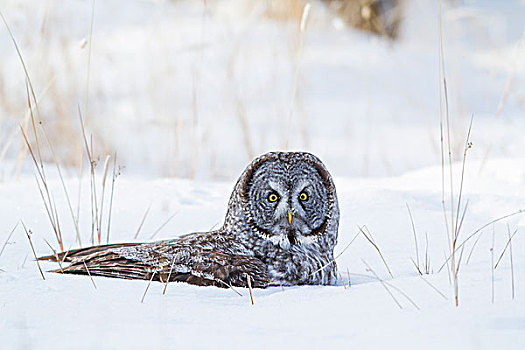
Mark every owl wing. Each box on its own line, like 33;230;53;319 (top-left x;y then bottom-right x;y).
38;242;269;288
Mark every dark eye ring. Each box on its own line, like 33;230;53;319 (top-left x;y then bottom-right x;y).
268;193;279;202
299;192;308;201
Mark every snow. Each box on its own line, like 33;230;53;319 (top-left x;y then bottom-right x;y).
1;159;524;349
1;0;525;348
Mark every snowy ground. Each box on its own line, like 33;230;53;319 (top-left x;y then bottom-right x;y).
1;157;524;349
1;0;525;349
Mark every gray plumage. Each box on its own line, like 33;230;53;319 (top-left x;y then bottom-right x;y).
40;151;340;288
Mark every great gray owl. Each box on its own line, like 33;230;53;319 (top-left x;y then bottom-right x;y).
39;151;340;288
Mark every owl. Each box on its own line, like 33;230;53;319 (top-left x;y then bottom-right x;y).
40;151;340;288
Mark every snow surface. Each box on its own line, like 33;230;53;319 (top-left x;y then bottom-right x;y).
1;158;525;349
1;0;525;349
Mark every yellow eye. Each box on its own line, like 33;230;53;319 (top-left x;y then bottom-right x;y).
299;192;308;201
268;193;279;202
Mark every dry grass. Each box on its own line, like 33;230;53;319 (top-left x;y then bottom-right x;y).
309;227;360;278
362;259;401;308
362;259;419;310
507;225;515;300
359;225;393;278
78;107;109;246
406;203;420;274
406;208;432;275
283;2;310;150
490;224;517;301
149;211;178;239
0;222;20;260
10;28;119;258
84;0;96;123
141;271;156;303
494;226;518;270
418;275;447;300
106;154;119;243
437;0;474;307
43;239;65;273
490;226;495;303
134;203;152;240
1;0;407;181
1;3;109;177
21;119;64;251
439;209;525;273
495;30;525;118
3;4;122;263
21;221;45;280
162;257;178;295
245;273;255;305
84;261;98;290
40;121;83;247
97;155;111;243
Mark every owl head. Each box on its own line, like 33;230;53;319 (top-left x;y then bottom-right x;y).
230;151;339;250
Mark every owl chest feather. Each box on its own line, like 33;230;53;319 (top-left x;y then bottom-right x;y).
253;240;336;285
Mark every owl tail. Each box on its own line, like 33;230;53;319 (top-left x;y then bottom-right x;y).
38;243;157;280
38;243;139;263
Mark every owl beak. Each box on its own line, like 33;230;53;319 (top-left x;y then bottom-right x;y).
288;211;293;225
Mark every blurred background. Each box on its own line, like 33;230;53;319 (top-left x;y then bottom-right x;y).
0;0;524;181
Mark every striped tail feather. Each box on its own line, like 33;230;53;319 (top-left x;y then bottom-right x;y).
38;243;216;284
38;243;139;263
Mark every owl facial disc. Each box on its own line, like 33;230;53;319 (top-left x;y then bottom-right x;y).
242;152;334;250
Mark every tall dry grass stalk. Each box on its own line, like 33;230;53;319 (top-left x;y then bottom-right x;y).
362;262;400;309
226;43;254;162
507;225;515;300
494;226;518;270
40;122;83;246
162;257;178;295
134;203;152;240
0;222;20;259
141;271;156;303
106;153;118;243
437;0;475;307
406;203;421;274
97;154;111;243
83;261;97;289
20;110;64;251
440;209;524;272
438;0;455;305
4;10;86;252
359;225;393;278
490;226;495;303
149;211;178;239
245;273;255;305
78;108;101;245
309;227;360;277
84;0;96;122
418;275;447;300
22;221;45;280
4;3;123;255
43;239;65;273
495;30;525;118
283;2;310;150
493;224;517;300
